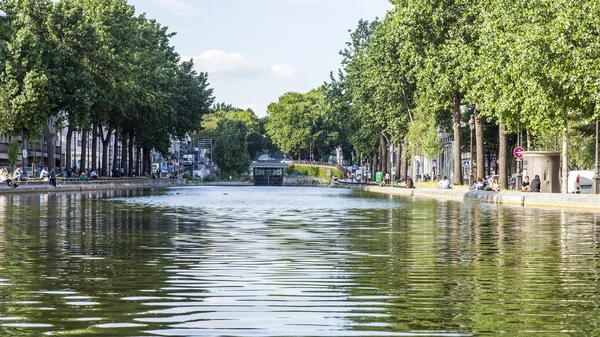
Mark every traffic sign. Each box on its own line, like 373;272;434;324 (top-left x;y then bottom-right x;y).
326;168;331;176
513;147;524;159
463;160;470;167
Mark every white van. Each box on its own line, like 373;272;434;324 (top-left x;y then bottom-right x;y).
567;170;595;194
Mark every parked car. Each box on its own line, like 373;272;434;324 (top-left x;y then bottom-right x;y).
567;170;595;194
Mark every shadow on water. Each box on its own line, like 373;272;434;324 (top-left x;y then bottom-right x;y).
0;186;598;336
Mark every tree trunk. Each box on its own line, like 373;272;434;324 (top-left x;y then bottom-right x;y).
561;124;568;194
411;152;416;181
121;131;128;175
395;143;401;178
66;126;73;176
453;92;463;185
526;130;531;151
112;128;119;172
401;138;408;180
476;113;484;181
91;123;98;171
499;123;508;189
128;132;134;175
43;125;55;170
372;153;377;181
143;147;150;174
80;129;87;174
136;146;141;175
100;126;112;177
380;135;387;175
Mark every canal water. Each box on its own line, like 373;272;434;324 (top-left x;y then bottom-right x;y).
0;186;598;336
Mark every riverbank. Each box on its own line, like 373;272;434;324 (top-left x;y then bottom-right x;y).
0;178;184;194
334;181;600;210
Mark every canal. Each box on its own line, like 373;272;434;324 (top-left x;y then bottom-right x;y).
0;186;598;336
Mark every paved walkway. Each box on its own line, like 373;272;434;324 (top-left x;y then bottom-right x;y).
335;182;600;210
0;178;184;194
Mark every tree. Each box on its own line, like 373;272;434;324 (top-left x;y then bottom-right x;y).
7;139;20;170
213;119;250;178
265;89;325;160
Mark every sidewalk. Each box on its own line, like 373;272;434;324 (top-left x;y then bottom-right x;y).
335;182;600;210
0;178;184;194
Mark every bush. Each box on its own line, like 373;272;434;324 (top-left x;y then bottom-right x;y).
202;174;219;183
288;165;344;180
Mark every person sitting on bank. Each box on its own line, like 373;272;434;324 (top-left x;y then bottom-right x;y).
40;167;49;180
521;176;531;192
406;177;415;189
49;170;57;187
13;167;25;182
0;168;17;188
89;170;98;180
438;176;452;189
473;178;485;190
491;177;501;191
79;171;88;181
530;175;541;192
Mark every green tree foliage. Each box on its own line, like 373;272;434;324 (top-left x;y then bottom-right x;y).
0;0;215;174
7;139;20;170
266;88;341;161
213;119;250;177
199;106;264;160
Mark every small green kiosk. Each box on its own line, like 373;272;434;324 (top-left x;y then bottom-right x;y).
251;162;287;186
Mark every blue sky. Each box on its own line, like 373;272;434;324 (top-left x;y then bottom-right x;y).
127;0;392;117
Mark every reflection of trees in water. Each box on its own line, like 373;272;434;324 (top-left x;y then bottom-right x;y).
344;197;600;335
0;190;178;335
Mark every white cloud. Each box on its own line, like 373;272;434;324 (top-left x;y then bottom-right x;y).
239;103;268;117
270;64;301;78
188;50;300;80
192;50;269;77
151;0;202;18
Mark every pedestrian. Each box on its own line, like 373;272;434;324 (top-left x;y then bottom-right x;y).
530;175;541;192
406;177;415;189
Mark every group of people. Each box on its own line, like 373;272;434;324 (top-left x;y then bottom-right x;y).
0;168;22;188
470;175;541;192
520;175;541;192
78;170;98;181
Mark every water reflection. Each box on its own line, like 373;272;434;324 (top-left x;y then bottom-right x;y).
0;187;598;336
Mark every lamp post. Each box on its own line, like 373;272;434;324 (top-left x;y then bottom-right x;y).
468;115;475;187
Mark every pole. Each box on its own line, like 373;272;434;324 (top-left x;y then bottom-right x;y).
594;119;600;194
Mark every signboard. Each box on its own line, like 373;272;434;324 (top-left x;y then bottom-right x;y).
513;147;524;159
22;149;27;158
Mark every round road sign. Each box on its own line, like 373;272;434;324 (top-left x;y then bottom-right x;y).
513;147;524;159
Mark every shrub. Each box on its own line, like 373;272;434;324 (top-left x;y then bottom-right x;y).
288;165;343;180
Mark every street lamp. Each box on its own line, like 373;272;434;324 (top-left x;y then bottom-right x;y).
468;114;475;187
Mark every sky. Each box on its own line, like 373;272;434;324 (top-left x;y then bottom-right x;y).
126;0;393;117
